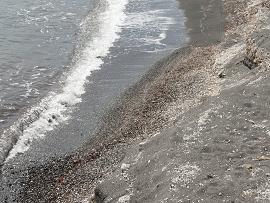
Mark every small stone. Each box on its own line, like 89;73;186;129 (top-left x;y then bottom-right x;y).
121;163;130;172
48;119;52;123
243;164;253;170
207;174;214;179
118;195;130;203
218;72;226;78
73;159;81;165
57;176;65;183
52;115;56;119
138;142;145;151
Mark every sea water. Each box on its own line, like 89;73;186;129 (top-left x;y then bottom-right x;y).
0;0;187;164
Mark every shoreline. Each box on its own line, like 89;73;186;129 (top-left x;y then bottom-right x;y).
2;0;270;202
4;0;224;200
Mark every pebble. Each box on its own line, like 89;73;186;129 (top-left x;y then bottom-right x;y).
242;164;253;170
121;163;130;172
218;72;226;78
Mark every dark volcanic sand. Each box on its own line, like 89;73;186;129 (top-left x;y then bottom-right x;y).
91;0;270;202
2;0;270;202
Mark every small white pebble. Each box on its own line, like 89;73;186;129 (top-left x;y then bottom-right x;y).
121;163;130;172
117;195;130;203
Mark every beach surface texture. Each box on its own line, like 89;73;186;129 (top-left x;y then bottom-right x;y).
3;0;270;202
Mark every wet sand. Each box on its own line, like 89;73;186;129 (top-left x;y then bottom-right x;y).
2;0;270;202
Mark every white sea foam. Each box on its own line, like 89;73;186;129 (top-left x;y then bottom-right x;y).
5;0;128;161
124;8;174;50
124;10;174;29
140;32;167;46
21;81;33;98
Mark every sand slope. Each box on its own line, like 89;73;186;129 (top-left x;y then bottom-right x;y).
92;0;270;202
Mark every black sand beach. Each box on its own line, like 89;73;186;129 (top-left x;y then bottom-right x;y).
2;0;270;202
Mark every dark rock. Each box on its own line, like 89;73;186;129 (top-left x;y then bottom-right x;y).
242;164;253;170
242;56;258;70
218;72;226;78
93;188;106;203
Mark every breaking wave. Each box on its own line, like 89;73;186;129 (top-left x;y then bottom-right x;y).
0;0;128;164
